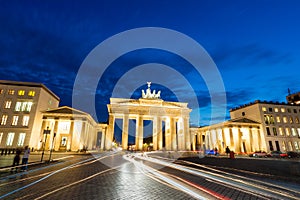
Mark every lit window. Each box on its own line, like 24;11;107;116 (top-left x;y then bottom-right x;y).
262;107;267;112
273;127;277;136
285;127;290;136
12;116;19;126
264;115;275;124
18;90;25;95
276;116;281;123
61;137;67;146
295;141;299;150
17;133;26;146
288;141;293;151
6;132;14;146
274;108;279;112
28;91;35;97
22;116;30;126
298;128;300;137
15;101;33;112
283;117;288;123
8;89;14;95
4;100;12;108
282;141;286;151
0;132;3;144
289;117;293;124
291;128;297;136
0;89;3;94
281;108;285;113
295;117;299;124
278;127;284;136
1;115;8;125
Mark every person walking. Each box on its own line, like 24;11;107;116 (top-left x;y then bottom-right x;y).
11;149;21;173
225;146;230;157
21;146;30;171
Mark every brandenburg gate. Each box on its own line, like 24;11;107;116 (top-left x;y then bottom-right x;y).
105;82;192;151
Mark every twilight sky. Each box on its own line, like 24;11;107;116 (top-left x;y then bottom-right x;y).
1;0;300;126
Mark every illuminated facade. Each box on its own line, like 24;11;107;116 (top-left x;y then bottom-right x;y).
40;106;104;151
106;82;192;151
0;80;60;149
230;100;300;153
191;118;264;154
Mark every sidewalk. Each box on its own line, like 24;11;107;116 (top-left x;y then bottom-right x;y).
0;151;90;170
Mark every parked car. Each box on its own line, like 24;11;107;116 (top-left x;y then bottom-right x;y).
249;150;268;158
205;149;216;155
287;151;300;158
269;151;288;158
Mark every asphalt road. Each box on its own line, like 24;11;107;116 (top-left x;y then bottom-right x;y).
0;151;299;200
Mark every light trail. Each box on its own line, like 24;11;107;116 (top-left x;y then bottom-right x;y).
136;154;299;200
0;152;118;199
123;155;210;200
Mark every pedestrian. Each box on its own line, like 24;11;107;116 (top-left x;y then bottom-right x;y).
214;147;218;156
225;146;230;157
21;146;30;171
11;149;21;173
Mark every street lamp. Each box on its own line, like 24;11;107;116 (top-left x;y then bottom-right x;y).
49;132;56;162
41;126;51;162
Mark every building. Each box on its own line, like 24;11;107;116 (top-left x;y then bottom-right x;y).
230;100;300;153
286;91;300;105
0;80;60;150
191;118;264;154
40;106;104;151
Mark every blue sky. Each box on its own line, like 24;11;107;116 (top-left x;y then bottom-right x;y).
1;0;300;126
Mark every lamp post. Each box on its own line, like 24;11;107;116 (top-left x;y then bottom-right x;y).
41;126;51;162
49;132;56;162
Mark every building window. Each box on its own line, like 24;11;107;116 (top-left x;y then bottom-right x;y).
15;101;33;112
282;141;286;151
0;89;3;94
275;141;280;151
283;116;288;123
273;127;277;136
12;116;19;126
291;128;297;136
290;117;293;124
274;108;279;112
281;108;285;113
297;128;300;137
285;127;290;136
295;141;299;151
266;127;271;135
268;107;273;112
22;116;30;126
295;117;299;124
8;89;15;95
264;115;275;124
4;100;12;109
294;109;297;113
278;127;284;136
18;90;25;96
276;116;281;123
0;132;3;145
287;108;291;113
61;137;67;146
269;141;274;151
17;133;26;146
1;115;8;125
6;132;14;146
28;91;35;97
262;107;267;112
288;141;293;151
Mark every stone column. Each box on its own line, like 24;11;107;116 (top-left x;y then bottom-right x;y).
135;116;143;151
152;117;158;150
165;117;171;150
100;127;106;150
157;117;163;150
51;120;58;151
221;128;226;153
171;118;177;151
122;115;129;150
39;120;47;150
229;127;234;150
106;115;114;150
68;120;74;151
81;121;87;150
237;127;242;153
184;117;191;150
249;127;254;152
177;118;184;151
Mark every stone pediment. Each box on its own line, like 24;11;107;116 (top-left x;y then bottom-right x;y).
228;117;260;124
43;106;87;115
